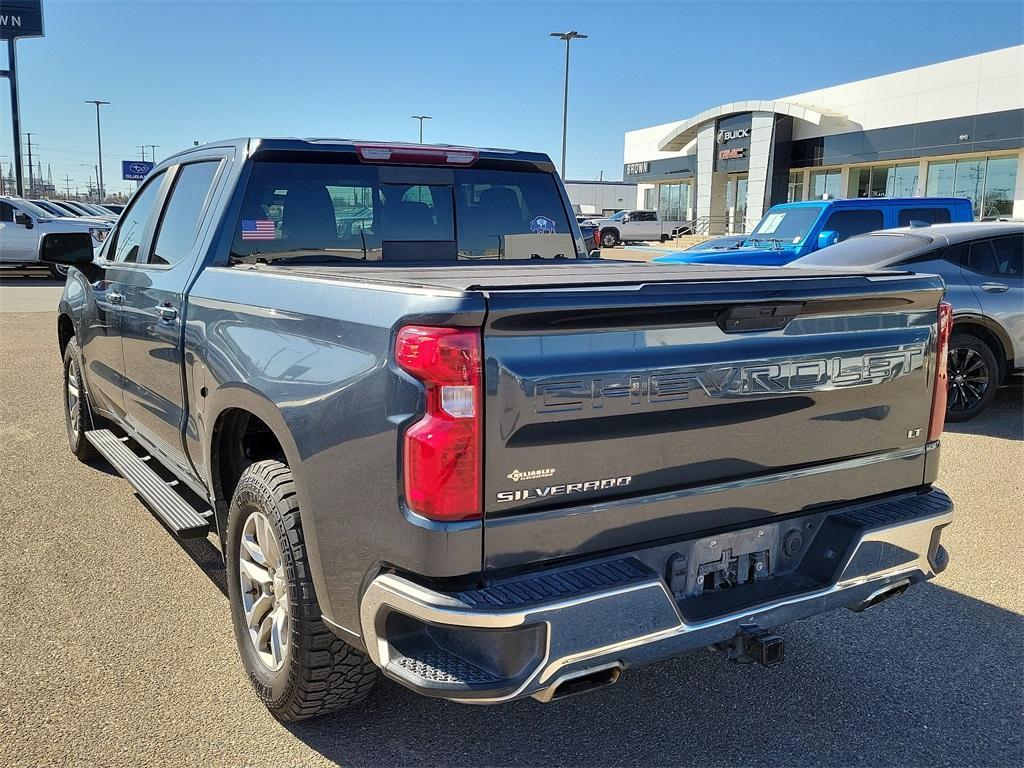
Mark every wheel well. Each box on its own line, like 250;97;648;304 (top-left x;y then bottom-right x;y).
211;409;287;535
952;320;1008;380
57;314;74;358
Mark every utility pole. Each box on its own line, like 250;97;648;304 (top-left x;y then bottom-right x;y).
85;100;110;200
64;173;72;198
138;144;146;159
25;131;33;196
146;144;160;163
549;31;587;179
411;115;431;144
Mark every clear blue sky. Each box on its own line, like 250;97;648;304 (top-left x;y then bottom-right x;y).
2;0;1022;196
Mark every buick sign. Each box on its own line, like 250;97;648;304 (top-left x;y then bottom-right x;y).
717;128;750;144
122;160;155;181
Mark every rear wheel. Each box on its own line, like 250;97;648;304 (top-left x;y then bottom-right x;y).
946;334;999;421
63;337;101;462
226;460;379;721
601;229;619;248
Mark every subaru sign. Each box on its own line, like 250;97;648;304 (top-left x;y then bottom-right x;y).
0;0;44;40
122;160;154;181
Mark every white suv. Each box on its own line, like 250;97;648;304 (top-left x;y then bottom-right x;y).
0;197;111;278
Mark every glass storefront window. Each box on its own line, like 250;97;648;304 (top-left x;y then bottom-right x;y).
926;161;956;197
809;169;841;199
787;171;804;202
927;155;1018;217
982;156;1017;217
891;164;920;198
657;182;690;222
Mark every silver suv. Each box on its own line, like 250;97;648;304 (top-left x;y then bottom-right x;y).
795;222;1023;420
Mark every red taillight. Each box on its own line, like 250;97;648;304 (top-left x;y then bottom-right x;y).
928;301;953;441
355;143;479;166
395;326;482;521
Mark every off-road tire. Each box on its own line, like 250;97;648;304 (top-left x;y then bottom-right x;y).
226;460;379;721
63;337;102;462
945;333;999;422
601;228;619;248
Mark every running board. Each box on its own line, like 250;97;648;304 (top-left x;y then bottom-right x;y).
85;429;212;538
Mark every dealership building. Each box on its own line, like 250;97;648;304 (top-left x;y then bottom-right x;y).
623;45;1024;233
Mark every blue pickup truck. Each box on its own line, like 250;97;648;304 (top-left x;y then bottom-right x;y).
655;197;973;266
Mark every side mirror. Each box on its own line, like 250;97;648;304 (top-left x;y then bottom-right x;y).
817;230;839;249
621;214;631;223
39;232;95;268
14;211;33;228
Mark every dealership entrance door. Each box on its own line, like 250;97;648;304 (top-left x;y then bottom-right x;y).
727;174;749;233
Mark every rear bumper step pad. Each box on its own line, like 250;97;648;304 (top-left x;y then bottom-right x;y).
359;488;953;703
85;429;211;538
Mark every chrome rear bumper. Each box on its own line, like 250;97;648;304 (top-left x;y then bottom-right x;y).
359;489;952;704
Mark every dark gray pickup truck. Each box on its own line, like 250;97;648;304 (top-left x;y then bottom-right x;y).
46;138;954;722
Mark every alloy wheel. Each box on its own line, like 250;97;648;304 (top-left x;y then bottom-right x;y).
947;346;989;413
238;511;290;671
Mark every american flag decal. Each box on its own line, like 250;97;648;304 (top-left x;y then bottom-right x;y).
241;219;277;240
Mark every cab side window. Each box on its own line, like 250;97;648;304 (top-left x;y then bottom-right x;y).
109;171;166;263
822;209;884;242
150;161;220;266
0;201;13;222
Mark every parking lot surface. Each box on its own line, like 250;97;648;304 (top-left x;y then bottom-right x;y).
2;280;1022;768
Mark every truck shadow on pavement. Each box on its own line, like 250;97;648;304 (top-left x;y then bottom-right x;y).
944;384;1023;441
283;582;1023;767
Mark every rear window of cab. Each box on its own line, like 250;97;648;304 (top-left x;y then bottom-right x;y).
230;161;580;263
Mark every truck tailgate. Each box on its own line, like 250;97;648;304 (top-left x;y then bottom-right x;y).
481;271;944;571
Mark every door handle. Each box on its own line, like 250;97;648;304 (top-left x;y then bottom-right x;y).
980;282;1009;293
156;304;178;321
108;291;123;304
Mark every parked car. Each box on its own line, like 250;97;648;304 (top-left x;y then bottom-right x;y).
654;197;974;266
794;222;1022;420
592;209;692;247
0;197;111;277
579;221;600;251
47;137;953;721
31;199;112;224
99;203;125;215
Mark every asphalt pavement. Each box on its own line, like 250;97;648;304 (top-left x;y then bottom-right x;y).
1;281;1022;767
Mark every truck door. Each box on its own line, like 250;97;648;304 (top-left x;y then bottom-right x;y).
118;158;225;478
82;171;171;419
0;201;39;262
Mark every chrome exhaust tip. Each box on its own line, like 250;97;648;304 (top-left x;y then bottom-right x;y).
847;578;911;613
533;663;623;703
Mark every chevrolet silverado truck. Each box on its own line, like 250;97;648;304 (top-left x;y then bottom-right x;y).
46;138;954;722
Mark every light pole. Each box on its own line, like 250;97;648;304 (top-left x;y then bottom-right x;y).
84;100;109;200
549;30;587;179
79;163;99;202
411;115;432;144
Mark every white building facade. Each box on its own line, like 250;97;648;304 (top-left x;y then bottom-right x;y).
563;180;637;216
623;46;1024;234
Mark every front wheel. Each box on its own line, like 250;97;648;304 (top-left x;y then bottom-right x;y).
226;460;379;721
946;334;999;421
63;337;101;462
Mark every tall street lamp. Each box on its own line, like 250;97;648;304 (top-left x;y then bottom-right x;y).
411;115;432;144
549;31;587;179
84;100;109;200
79;163;99;202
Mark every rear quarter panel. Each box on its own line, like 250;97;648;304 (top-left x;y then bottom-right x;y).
183;266;487;637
